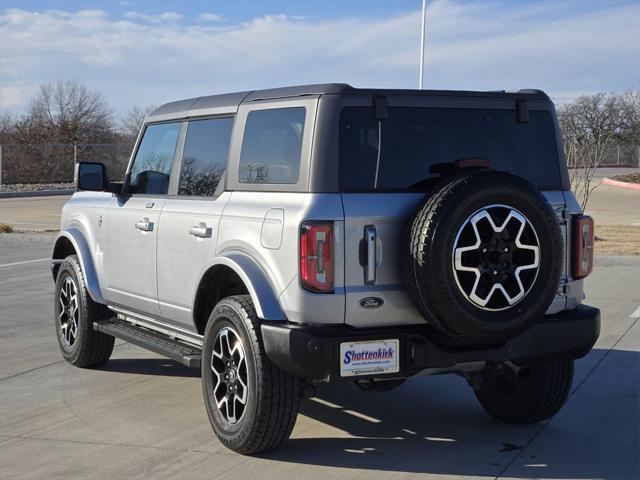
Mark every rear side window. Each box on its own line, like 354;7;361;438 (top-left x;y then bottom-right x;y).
239;107;305;184
129;122;180;195
339;107;561;191
178;117;234;197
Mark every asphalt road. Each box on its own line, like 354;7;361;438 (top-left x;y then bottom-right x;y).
0;236;638;479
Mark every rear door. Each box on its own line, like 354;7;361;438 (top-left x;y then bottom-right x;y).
156;116;234;328
339;96;565;327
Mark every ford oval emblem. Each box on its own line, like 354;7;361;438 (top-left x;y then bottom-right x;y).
359;297;384;309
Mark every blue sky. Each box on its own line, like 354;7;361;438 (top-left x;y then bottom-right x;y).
1;0;639;117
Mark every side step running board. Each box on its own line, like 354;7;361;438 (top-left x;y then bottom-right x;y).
94;319;202;369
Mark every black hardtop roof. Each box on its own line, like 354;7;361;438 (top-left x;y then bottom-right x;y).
147;83;550;121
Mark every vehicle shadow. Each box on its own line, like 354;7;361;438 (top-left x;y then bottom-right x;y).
262;348;639;479
101;358;200;378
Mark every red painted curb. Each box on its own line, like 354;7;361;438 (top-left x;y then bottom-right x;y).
602;178;640;191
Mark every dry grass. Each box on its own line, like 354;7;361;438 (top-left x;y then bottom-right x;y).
0;223;14;233
595;225;640;256
611;172;640;184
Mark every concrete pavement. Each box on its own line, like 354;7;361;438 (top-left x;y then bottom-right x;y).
0;237;638;479
0;195;69;231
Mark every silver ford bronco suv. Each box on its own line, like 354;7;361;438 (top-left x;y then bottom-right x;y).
51;84;599;454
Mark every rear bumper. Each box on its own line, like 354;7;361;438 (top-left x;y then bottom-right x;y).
261;305;600;382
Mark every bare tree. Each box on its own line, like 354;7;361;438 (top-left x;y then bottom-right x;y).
1;80;119;183
0;112;16;143
618;90;640;145
121;104;158;142
558;92;633;211
28;79;114;144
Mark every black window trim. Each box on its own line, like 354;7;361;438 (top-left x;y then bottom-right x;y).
123;119;184;198
171;114;236;200
237;106;307;186
226;97;318;194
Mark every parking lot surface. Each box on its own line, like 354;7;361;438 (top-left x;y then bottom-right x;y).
0;237;638;479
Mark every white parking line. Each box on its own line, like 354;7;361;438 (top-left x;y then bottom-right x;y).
0;258;49;268
630;305;640;319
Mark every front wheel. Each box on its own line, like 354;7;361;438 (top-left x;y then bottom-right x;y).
201;295;301;454
472;359;574;423
54;255;114;367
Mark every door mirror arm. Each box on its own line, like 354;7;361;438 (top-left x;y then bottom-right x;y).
108;181;124;195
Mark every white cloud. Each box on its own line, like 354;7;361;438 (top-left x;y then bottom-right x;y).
197;12;224;22
0;2;638;116
0;83;31;111
124;11;182;23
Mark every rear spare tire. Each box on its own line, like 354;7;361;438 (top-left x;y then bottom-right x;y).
403;170;563;342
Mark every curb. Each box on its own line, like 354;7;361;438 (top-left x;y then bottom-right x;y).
0;189;74;199
601;178;640;191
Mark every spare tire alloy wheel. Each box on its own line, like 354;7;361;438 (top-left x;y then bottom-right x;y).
453;204;540;311
403;171;563;342
210;326;249;424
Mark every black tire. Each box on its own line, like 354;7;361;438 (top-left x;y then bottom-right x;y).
54;255;114;367
403;170;563;342
473;360;574;423
201;295;300;454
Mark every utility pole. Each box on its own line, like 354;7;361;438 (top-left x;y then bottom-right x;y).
419;0;427;89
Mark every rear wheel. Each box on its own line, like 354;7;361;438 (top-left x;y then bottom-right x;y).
472;360;574;423
54;255;114;367
201;295;301;454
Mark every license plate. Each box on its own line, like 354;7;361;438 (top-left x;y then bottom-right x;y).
339;339;400;377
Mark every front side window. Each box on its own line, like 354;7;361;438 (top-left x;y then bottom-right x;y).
238;107;305;184
178;117;234;197
129;122;180;195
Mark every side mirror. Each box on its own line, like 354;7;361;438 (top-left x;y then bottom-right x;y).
76;162;108;191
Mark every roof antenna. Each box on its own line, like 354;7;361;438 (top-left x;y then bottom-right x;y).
419;0;427;89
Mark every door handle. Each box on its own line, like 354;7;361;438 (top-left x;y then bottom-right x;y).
189;222;212;238
135;218;154;232
363;225;376;285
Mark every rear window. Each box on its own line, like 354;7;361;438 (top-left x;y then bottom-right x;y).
339;107;561;191
239;107;305;184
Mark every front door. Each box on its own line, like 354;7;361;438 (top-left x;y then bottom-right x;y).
102;121;182;315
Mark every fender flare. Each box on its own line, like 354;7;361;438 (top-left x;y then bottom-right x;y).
203;253;286;321
51;228;105;304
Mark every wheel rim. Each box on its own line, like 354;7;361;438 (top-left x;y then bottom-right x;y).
210;326;248;424
452;204;540;311
59;276;79;346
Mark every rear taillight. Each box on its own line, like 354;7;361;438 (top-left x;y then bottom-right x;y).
300;221;334;293
573;215;594;279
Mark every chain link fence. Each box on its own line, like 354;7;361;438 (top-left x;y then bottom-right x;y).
0;143;132;185
565;142;640;168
